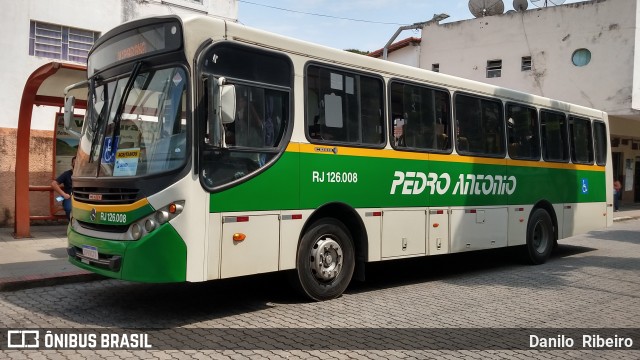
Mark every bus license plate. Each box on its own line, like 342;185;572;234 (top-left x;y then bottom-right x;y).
82;245;99;260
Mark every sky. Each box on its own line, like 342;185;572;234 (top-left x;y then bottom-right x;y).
237;0;582;52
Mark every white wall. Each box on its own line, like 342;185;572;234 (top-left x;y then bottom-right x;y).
386;44;421;68
420;0;639;117
0;0;237;130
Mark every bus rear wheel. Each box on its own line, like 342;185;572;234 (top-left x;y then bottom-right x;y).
295;219;355;301
523;208;554;265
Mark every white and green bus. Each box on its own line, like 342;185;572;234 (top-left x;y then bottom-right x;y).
64;15;613;301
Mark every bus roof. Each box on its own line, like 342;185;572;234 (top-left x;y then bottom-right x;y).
176;15;604;119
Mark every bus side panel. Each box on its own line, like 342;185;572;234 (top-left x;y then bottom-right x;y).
507;205;533;246
450;207;508;252
279;210;312;270
358;209;382;262
562;202;607;238
207;213;222;280
381;209;426;258
220;212;280;278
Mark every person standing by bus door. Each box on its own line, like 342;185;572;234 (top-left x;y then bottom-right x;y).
614;178;622;211
52;156;76;220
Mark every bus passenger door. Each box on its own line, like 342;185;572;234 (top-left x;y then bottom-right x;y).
427;209;449;255
381;210;426;258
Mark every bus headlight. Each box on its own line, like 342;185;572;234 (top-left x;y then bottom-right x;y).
156;210;169;224
145;218;157;232
126;201;185;241
130;223;143;240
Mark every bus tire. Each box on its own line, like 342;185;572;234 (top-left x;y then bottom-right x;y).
523;208;554;265
295;218;355;301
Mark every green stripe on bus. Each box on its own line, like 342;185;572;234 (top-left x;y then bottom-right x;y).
72;202;156;226
210;151;605;212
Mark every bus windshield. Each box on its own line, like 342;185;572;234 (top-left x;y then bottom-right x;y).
75;66;188;178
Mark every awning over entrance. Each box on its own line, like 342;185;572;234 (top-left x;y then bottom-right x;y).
14;62;87;238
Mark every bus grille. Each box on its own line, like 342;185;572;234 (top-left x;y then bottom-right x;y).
73;187;139;204
77;220;129;233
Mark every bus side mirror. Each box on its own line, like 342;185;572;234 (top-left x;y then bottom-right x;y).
63;96;81;138
64;96;75;130
219;82;236;124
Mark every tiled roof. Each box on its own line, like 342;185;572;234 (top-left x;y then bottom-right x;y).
369;37;421;58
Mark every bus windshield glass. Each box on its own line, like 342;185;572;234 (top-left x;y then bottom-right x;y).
75;66;188;178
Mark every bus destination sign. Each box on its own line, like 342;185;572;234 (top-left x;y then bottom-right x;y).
88;20;182;75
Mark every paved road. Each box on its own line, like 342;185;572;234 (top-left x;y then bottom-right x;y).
1;220;640;359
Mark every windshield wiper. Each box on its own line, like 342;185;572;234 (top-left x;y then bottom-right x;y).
110;61;144;149
87;76;104;162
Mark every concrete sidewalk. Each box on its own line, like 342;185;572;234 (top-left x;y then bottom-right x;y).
0;225;103;291
1;206;640;292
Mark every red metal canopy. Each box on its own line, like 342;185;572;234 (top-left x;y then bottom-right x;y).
14;62;87;238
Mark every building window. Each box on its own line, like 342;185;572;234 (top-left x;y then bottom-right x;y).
29;21;99;64
432;63;440;72
486;60;502;78
521;56;532;71
572;48;591;67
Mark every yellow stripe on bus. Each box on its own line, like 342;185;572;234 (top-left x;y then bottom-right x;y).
292;143;604;172
72;198;151;212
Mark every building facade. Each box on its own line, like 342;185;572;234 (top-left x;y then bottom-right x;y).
0;0;237;226
415;0;640;204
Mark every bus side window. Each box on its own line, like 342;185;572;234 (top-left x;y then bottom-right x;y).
305;64;384;146
506;103;540;161
541;110;569;162
390;81;451;152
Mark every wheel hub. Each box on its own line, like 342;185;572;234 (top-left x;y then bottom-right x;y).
533;220;549;254
311;237;343;282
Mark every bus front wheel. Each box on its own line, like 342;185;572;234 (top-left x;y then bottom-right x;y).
295;219;355;301
523;208;554;265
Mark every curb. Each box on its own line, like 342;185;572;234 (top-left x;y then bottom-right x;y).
613;216;640;222
0;271;105;292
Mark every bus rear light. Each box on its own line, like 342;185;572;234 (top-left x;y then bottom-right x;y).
233;233;246;242
236;216;249;222
433;223;440;228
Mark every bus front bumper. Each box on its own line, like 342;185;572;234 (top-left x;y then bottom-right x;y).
67;223;187;283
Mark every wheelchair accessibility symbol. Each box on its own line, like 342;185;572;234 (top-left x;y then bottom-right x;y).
101;136;119;164
581;178;589;194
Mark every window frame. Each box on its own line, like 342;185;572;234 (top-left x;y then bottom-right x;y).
592;120;608;166
505;102;541;161
521;56;532;71
486;59;502;78
540;109;570;163
29;20;99;63
304;62;386;149
453;92;506;158
388;78;452;154
197;41;294;193
569;115;595;165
